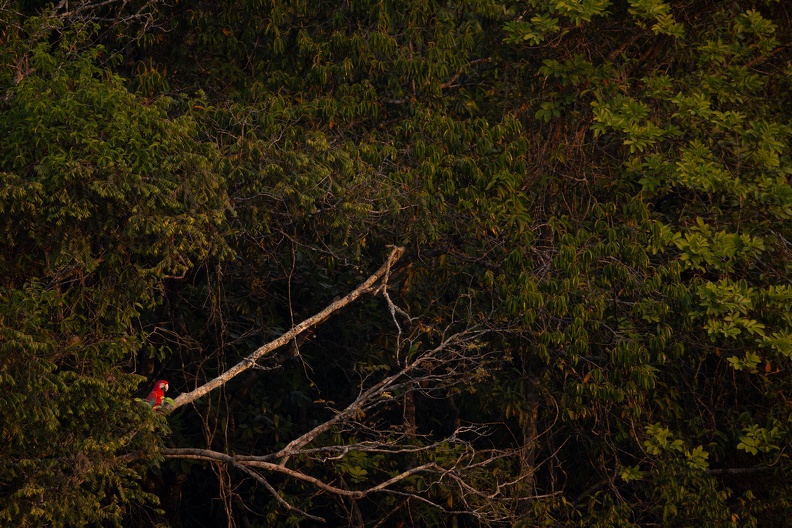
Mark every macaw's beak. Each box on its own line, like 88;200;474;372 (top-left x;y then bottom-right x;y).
164;383;169;392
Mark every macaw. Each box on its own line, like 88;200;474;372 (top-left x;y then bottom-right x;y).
144;379;169;408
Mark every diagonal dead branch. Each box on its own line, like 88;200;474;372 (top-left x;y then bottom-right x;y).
162;246;405;413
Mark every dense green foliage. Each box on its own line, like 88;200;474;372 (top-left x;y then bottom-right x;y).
1;0;790;526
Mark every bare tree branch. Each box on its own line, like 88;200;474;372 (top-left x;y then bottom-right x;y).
708;465;774;476
160;447;436;500
162;246;405;413
151;248;532;524
155;324;535;523
273;329;486;464
50;0;164;33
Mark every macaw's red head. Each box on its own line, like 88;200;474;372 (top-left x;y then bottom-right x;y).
156;380;169;392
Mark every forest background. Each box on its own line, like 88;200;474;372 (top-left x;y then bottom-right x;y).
1;0;791;526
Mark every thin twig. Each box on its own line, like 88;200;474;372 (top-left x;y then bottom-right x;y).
234;464;325;522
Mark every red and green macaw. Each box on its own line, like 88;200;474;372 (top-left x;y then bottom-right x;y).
144;379;169;408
